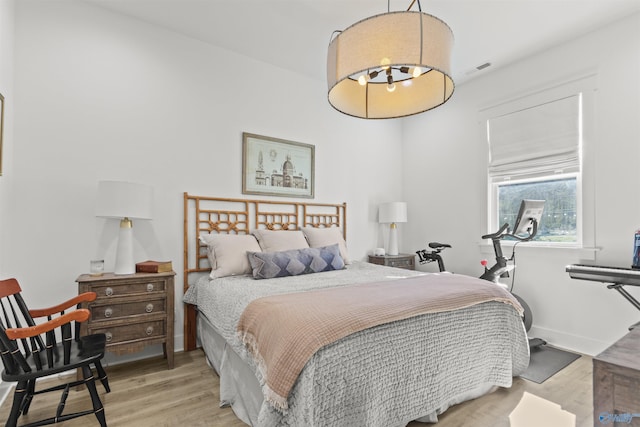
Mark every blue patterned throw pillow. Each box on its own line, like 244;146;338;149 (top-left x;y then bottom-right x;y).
247;244;345;279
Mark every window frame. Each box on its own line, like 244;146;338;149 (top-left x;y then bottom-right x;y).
479;73;597;251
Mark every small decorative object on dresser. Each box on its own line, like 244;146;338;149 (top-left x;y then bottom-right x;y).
90;259;105;276
136;260;173;273
76;270;175;369
368;253;415;270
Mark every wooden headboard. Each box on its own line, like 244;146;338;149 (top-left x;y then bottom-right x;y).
183;193;347;351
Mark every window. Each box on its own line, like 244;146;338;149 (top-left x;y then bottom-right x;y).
497;176;577;243
486;93;582;244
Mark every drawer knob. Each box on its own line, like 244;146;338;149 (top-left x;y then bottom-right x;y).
105;332;113;342
105;287;114;296
145;303;154;313
146;326;154;336
146;283;154;292
104;307;113;318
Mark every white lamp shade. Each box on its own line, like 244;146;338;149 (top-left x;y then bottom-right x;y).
379;202;407;224
327;11;454;119
96;181;153;220
96;181;153;275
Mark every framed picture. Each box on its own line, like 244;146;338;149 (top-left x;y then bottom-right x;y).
0;92;4;176
242;132;314;198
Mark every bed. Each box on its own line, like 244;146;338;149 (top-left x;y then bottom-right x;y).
181;193;529;426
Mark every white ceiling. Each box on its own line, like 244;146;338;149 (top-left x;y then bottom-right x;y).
84;0;640;85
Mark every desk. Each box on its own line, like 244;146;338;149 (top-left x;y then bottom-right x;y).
566;264;640;330
593;328;640;425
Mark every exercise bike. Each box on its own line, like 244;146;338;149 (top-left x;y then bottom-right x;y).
415;242;451;272
416;199;546;348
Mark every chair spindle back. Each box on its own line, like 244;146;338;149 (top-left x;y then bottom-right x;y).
0;278;76;376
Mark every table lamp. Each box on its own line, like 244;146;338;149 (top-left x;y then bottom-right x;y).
379;202;407;256
96;181;153;275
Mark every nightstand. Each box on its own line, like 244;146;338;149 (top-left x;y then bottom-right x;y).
368;253;416;270
76;271;175;369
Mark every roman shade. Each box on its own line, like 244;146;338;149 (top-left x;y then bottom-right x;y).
488;94;581;180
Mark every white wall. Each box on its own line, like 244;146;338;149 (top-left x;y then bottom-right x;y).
6;0;404;355
0;0;15;402
6;1;639;361
403;12;640;355
0;0;14;273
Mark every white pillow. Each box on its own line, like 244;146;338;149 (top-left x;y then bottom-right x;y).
251;229;309;252
199;234;261;279
301;227;351;264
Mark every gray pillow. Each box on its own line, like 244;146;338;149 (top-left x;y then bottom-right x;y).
247;244;345;279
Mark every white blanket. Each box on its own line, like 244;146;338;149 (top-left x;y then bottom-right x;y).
183;261;530;426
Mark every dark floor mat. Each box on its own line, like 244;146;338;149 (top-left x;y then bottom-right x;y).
520;345;581;383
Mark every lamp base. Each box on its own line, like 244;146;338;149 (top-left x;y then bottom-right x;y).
387;223;399;256
114;218;135;275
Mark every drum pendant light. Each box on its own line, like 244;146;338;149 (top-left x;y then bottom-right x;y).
327;0;454;119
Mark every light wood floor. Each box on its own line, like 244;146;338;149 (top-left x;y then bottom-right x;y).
0;350;593;427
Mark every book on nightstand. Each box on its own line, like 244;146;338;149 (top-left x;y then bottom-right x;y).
135;260;173;273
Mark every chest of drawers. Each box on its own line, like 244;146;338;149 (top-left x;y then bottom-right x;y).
76;271;175;369
368;254;416;270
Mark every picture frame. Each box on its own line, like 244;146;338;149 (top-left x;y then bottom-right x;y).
242;132;315;198
0;93;4;176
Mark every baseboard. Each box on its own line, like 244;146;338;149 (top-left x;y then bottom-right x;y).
0;341;185;409
528;325;612;356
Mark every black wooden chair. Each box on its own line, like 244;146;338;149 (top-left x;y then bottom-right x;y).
0;278;110;427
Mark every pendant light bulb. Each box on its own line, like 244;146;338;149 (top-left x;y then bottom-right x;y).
386;71;395;92
358;75;367;86
412;66;422;78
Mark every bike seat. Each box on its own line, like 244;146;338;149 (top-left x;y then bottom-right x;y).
428;242;451;249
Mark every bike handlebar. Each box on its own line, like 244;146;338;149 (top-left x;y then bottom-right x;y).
481;219;539;242
481;223;509;240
